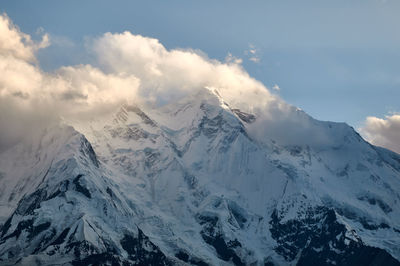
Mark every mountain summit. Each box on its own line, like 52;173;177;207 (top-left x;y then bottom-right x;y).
1;88;400;265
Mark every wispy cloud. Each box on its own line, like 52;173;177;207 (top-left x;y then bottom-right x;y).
225;52;243;65
272;84;281;91
245;44;261;63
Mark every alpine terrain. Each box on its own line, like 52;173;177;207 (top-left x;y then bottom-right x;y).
1;87;400;266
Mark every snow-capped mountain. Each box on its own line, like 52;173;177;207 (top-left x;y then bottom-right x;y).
1;88;400;265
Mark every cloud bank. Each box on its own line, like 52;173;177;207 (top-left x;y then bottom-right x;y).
359;114;400;154
4;13;393;154
0;13;279;112
90;32;276;110
0;13;285;151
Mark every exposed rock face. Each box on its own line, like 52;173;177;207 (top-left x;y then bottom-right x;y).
270;207;399;266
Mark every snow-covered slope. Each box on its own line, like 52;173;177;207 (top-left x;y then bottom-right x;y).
1;88;400;265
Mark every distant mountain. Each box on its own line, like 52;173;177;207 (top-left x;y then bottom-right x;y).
1;88;400;265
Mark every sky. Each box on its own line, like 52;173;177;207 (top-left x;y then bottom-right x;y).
0;0;399;152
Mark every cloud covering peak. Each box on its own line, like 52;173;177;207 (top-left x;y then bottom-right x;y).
0;13;283;151
0;13;280;111
3;13;395;155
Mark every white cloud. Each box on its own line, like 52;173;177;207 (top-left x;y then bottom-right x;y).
0;13;331;151
0;13;49;62
0;15;140;150
0;14;278;115
54;65;139;112
272;84;281;91
2;14;281;113
359;114;400;154
245;44;261;63
0;14;278;150
49;34;75;48
90;31;276;110
249;56;260;63
225;52;243;65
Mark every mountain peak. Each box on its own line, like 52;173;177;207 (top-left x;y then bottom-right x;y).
1;90;400;265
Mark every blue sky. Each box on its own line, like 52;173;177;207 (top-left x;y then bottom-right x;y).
2;0;400;128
